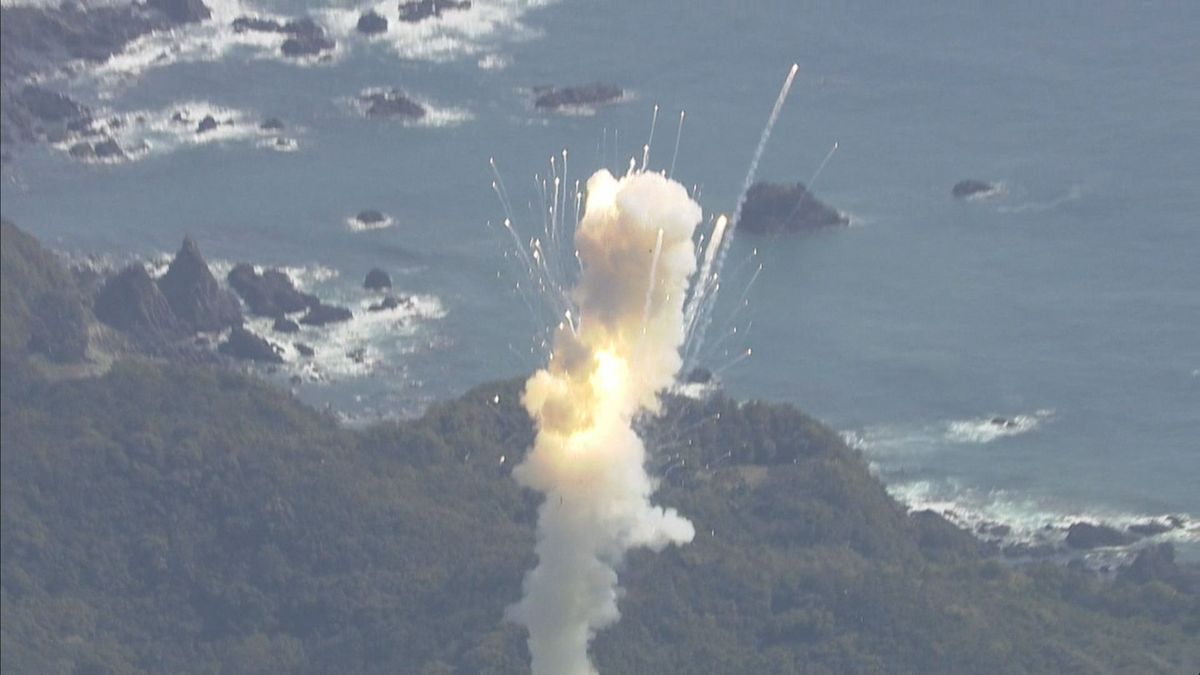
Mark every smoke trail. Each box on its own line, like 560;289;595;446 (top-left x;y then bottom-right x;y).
507;169;700;675
682;64;799;368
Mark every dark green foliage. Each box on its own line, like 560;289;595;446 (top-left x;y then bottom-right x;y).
1;220;90;361
1;226;1197;672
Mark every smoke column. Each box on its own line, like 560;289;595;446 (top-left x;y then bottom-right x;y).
506;168;700;674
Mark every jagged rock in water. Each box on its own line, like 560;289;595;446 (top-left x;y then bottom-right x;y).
68;138;125;161
196;115;218;134
533;83;622;110
227;263;317;318
231;16;281;32
363;268;392;290
1065;522;1135;550
279;19;335;57
299;302;352;326
684;367;713;384
356;10;388;34
398;0;471;23
737;182;849;234
952;179;997;200
95;264;181;338
219;326;283;363
273;317;300;334
294;342;315;357
359;89;425;119
156;236;243;332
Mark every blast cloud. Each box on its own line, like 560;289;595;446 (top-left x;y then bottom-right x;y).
506;169;700;675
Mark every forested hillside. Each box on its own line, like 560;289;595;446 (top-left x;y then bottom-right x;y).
2;223;1197;673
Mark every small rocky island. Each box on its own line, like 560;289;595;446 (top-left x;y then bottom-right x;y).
533;83;623;111
230;15;335;58
736;181;849;234
952;179;999;200
358;89;426;120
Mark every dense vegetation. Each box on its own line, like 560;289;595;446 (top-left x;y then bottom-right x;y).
2;223;1197;673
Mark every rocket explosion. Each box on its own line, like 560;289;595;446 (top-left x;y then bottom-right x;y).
505;169;699;675
500;65;800;675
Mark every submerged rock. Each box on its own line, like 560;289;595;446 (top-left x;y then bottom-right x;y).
533;83;623;110
356;10;388;34
398;0;471;23
157;236;243;332
952;179;997;200
273;317;300;334
219;326;284;363
359;89;425;119
294;342;315;357
299;302;352;326
1065;522;1135;550
684;367;713;384
227;263;318;318
737;181;849;234
363;268;392;290
259;117;285;131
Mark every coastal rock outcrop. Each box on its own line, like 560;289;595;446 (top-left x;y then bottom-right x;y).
227;263;317;318
156;236;243;332
94;264;181;338
952;179;997;200
737;181;849;234
398;0;471;23
299;302;352;326
229;15;334;57
363;268;392;290
359;89;425;119
356;10;388;34
533;83;623;111
219;326;284;363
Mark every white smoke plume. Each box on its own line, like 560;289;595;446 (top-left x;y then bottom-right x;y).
506;168;700;675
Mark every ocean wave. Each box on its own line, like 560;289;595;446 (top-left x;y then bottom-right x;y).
245;292;445;380
843;409;1052;456
997;184;1084;214
57;0;553;90
345;213;395;232
320;0;552;62
891;479;1198;563
944;410;1053;444
52;100;290;164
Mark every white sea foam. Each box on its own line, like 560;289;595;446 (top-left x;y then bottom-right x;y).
998;184;1084;214
944;410;1052;444
345;213;395;232
892;479;1198;551
327;0;553;62
844;409;1052;457
53;100;286;163
477;53;510;70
